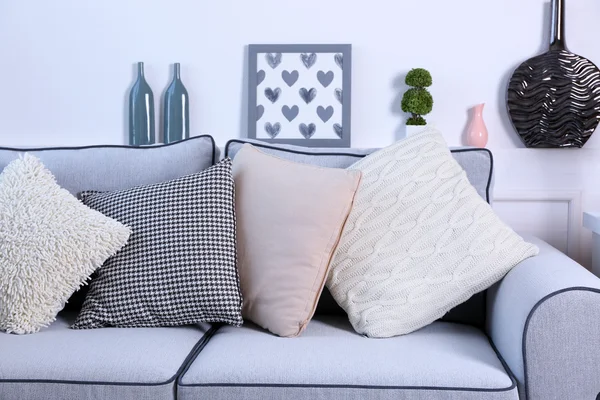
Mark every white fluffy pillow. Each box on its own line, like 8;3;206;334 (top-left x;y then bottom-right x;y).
0;154;131;334
327;127;539;338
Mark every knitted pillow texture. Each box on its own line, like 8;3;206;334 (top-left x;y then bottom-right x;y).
0;154;131;334
327;128;539;338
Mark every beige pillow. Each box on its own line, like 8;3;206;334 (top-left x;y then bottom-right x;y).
232;144;361;337
327;127;539;338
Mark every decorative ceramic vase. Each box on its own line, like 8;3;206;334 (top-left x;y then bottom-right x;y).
466;103;488;147
506;0;600;148
163;63;190;143
129;62;155;146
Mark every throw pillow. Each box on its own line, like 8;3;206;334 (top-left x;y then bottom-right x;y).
327;127;539;338
71;158;243;329
232;144;361;337
0;154;131;334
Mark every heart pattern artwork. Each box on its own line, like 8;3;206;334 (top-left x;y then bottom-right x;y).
265;122;281;138
254;51;347;141
282;105;299;122
282;70;299;87
257;70;266;85
317;71;334;87
264;87;281;103
299;123;316;139
299;88;317;104
334;53;343;70
333;123;343;138
335;88;343;104
256;105;265;121
317;106;334;123
301;53;317;69
266;53;282;69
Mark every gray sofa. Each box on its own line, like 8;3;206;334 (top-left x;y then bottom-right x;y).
1;135;599;400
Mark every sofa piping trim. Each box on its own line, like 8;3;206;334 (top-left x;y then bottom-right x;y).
0;134;218;166
522;287;600;400
176;324;222;387
177;325;516;393
0;325;220;387
224;139;494;204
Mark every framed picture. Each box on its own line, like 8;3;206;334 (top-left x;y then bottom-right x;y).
247;44;351;147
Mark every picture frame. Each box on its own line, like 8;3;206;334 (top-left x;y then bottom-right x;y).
247;44;352;148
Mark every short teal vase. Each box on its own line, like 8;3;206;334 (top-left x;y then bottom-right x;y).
163;63;190;143
129;62;155;146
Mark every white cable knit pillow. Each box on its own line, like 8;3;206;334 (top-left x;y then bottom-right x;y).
0;154;131;334
327;127;539;338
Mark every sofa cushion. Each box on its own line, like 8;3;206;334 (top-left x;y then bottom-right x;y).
224;138;494;328
0;312;214;400
177;316;518;400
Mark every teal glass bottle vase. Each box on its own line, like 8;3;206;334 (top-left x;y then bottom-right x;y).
129;62;155;146
163;63;190;143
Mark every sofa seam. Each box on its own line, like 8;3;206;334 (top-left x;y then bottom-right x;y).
487;335;518;392
522;287;600;400
177;382;515;392
0;325;220;387
176;324;222;387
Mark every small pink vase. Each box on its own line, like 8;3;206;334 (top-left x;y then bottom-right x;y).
466;103;489;147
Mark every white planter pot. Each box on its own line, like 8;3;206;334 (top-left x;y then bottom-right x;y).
405;124;428;138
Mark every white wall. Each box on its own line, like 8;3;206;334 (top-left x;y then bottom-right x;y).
2;0;600;267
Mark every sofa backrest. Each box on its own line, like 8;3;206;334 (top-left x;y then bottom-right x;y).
0;135;493;328
0;135;218;196
0;135;219;310
225;138;494;329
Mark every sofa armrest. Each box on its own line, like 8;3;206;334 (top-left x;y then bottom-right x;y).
487;235;600;400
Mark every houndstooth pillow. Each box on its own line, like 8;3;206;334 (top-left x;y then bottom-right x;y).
71;158;243;329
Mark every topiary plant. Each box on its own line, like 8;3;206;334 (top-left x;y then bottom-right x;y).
401;68;433;126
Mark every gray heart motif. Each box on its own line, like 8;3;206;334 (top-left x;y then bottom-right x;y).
317;106;334;123
257;70;266;85
334;53;343;70
333;123;343;139
299;88;317;104
266;53;282;69
282;105;299;122
301;53;317;69
334;89;344;104
317;71;334;88
264;122;281;138
334;88;342;104
264;87;281;103
256;105;265;121
299;123;316;139
282;70;299;87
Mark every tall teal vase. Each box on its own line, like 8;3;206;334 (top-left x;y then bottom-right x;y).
129;62;155;146
163;63;190;143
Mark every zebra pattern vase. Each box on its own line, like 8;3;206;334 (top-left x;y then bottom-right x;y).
507;0;600;148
